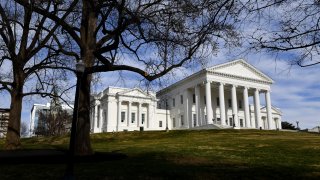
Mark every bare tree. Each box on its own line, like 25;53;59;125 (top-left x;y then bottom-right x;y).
245;0;320;67
35;108;72;136
20;121;28;137
17;0;246;155
0;1;75;149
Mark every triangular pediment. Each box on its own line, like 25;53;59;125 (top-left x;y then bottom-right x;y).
117;88;154;99
207;59;273;83
261;106;282;115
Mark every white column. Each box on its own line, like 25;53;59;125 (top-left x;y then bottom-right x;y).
147;103;151;128
254;88;261;129
265;90;273;130
219;83;226;125
117;99;121;131
186;90;193;128
231;85;239;128
278;118;282;129
195;85;200;127
127;101;131;127
94;103;98;132
99;107;103;132
243;87;250;128
183;90;190;128
90;107;94;131
205;81;213;124
138;103;142;127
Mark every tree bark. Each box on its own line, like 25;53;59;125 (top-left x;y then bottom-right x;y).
74;0;96;155
75;74;93;155
5;81;23;150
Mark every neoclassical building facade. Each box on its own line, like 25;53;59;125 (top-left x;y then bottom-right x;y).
88;59;282;133
90;87;168;132
157;59;282;130
30;59;282;134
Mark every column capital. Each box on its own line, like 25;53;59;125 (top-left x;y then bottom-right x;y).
218;82;225;86
204;80;212;84
264;89;271;93
231;84;238;88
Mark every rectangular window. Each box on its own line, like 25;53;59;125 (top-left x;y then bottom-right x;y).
204;96;206;104
173;98;175;107
239;100;242;109
240;119;243;127
159;121;163;127
217;118;220;121
121;112;126;122
181;115;184;126
216;97;220;106
141;113;145;124
193;114;197;126
173;118;176;127
228;99;232;108
131;112;135;123
193;94;196;104
104;111;107;123
229;117;233;126
181;95;183;104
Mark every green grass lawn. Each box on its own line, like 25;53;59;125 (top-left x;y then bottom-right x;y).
1;130;320;179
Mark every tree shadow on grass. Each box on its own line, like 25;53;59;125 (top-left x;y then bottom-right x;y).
0;151;319;179
75;152;320;180
0;149;127;164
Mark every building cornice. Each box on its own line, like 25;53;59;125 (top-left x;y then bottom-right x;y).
157;69;206;96
207;71;272;85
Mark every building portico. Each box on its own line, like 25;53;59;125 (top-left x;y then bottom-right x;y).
90;87;169;133
157;59;281;130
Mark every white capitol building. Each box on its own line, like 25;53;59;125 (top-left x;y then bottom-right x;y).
89;59;282;133
30;59;282;135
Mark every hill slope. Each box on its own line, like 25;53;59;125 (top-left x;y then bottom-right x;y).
1;130;320;179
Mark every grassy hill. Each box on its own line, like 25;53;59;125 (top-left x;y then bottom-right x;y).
1;130;320;179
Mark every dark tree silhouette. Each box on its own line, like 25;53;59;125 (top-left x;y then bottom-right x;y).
0;1;75;149
281;121;296;130
246;0;320;66
16;0;248;155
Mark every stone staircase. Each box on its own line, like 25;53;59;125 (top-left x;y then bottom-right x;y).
191;124;233;130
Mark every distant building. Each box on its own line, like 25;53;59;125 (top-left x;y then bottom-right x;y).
0;108;10;138
308;126;320;133
29;103;73;137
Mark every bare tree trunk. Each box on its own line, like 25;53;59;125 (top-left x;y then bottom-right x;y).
75;74;93;155
5;84;23;150
73;0;97;156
